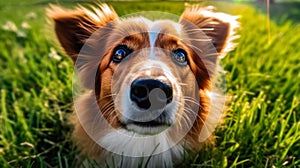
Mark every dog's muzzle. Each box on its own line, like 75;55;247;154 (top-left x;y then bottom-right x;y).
130;78;173;110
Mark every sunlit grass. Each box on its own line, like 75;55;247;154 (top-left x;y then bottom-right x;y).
0;1;299;167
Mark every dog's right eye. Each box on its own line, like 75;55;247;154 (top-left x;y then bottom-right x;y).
112;45;132;63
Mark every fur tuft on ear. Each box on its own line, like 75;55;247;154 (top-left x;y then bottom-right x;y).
180;4;239;58
47;4;118;62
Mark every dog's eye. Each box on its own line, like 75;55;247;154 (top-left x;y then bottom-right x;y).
172;49;187;65
112;45;132;63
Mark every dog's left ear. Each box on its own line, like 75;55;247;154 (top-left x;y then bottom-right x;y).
179;5;239;58
47;4;118;62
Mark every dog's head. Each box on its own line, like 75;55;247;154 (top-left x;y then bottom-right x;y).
48;3;238;149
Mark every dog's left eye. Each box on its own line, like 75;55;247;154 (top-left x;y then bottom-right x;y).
172;49;187;65
112;45;132;63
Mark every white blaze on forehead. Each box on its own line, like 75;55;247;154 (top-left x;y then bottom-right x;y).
147;20;183;59
149;24;161;48
149;24;161;58
149;32;159;48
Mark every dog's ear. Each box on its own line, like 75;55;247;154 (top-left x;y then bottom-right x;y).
47;4;118;62
179;5;239;58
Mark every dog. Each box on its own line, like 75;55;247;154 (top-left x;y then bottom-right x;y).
48;3;239;167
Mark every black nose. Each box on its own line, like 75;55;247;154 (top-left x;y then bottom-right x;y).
130;79;173;109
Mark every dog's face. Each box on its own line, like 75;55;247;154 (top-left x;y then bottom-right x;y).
103;19;204;135
48;3;238;155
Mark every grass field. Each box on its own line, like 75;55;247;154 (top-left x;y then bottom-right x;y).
0;0;299;167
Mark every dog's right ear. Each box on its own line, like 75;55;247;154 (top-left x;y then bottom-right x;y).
47;4;118;62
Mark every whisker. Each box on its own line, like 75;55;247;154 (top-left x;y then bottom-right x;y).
184;28;214;32
99;93;117;101
183;96;201;106
173;100;195;130
178;111;189;129
178;82;189;86
100;98;114;109
177;105;197;130
185;38;212;42
187;107;210;134
185;43;203;53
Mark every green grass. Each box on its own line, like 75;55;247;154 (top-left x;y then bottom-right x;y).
0;1;299;167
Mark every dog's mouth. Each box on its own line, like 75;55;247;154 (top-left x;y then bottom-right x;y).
131;120;170;127
118;112;173;135
126;122;171;135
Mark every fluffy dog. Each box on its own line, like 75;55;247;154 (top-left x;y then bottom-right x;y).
48;3;238;167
